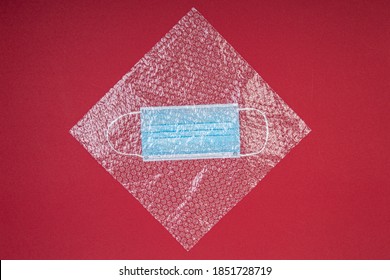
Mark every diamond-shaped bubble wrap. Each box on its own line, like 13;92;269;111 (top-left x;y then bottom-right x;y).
70;8;310;250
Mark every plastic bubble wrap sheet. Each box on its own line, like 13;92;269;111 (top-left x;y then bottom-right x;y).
70;8;311;250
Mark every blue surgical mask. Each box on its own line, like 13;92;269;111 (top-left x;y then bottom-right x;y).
106;104;268;161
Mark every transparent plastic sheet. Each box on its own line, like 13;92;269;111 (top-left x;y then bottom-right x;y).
70;8;310;250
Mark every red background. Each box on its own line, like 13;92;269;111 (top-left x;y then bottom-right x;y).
1;0;389;259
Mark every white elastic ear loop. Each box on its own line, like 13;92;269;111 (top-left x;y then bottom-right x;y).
106;112;143;158
239;108;269;157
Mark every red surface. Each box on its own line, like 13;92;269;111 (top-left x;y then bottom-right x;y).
1;0;389;259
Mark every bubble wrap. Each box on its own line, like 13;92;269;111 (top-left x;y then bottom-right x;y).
70;8;311;250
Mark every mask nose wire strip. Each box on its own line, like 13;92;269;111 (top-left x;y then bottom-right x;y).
238;108;269;157
106;111;143;158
